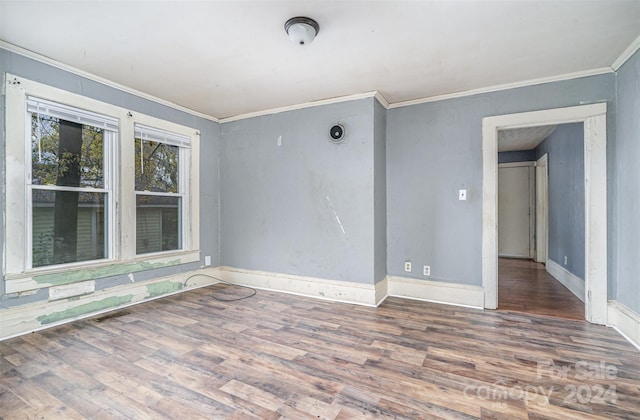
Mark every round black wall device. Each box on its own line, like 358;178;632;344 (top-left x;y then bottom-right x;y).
329;124;345;143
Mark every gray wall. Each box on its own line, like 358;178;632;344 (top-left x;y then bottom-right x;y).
221;99;378;284
3;45;636;314
498;150;536;163
535;123;585;279
374;100;387;283
0;48;221;307
387;74;615;285
613;49;640;313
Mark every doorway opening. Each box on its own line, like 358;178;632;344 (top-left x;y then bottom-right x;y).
496;124;586;320
482;104;607;324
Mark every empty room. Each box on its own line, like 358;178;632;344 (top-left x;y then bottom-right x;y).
1;1;639;418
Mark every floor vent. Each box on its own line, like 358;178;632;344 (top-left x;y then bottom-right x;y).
92;310;131;322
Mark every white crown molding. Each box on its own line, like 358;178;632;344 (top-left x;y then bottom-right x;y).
611;34;640;71
374;91;390;109
220;91;387;123
388;67;613;110
0;40;220;123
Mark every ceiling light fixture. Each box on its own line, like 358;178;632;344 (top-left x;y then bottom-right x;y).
285;17;319;46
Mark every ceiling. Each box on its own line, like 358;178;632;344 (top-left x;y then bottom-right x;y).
1;1;639;120
498;125;558;152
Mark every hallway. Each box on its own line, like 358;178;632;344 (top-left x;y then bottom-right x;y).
498;258;584;320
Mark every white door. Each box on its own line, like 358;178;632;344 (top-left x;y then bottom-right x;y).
535;154;549;263
498;164;533;258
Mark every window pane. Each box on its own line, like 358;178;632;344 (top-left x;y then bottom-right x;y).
32;190;106;267
135;139;179;193
136;195;181;254
31;114;104;188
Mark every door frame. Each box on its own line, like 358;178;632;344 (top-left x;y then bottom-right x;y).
482;103;607;324
535;153;549;263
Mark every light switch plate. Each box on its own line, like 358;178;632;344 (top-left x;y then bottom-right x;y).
459;189;467;200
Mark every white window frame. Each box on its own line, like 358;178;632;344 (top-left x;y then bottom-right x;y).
4;74;200;294
26;96;118;269
133;123;191;256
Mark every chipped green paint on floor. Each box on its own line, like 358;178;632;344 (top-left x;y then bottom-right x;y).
37;295;134;325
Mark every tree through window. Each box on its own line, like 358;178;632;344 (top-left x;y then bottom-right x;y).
28;97;115;267
134;124;189;255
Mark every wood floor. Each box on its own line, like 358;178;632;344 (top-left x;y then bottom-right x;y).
499;258;585;320
1;282;639;419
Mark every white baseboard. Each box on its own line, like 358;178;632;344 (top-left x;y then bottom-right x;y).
608;301;640;351
206;269;483;309
7;262;634;353
210;268;483;310
207;266;379;307
386;275;484;308
546;259;585;302
375;276;389;306
1;265;486;340
498;253;530;259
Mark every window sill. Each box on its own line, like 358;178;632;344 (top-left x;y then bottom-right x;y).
4;250;200;294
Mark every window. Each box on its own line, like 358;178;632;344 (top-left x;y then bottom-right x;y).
4;74;200;292
28;97;116;268
134;124;190;255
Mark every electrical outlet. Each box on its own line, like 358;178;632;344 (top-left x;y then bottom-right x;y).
404;261;412;272
423;265;430;276
564;256;568;265
204;256;212;266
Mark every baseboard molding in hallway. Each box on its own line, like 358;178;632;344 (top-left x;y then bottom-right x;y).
498;258;584;320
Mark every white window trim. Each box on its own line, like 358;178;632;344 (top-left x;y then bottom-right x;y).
121;110;200;262
4;74;200;292
132;121;194;257
26;95;117;270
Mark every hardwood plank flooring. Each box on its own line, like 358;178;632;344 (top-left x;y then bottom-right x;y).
499;258;584;320
1;283;638;419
